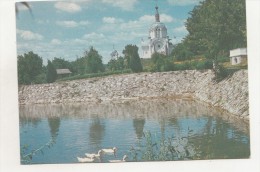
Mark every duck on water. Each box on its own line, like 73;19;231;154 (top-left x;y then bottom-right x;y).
77;147;118;163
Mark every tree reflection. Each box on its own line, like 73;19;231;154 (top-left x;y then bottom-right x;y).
168;117;179;127
188;117;250;159
48;117;61;142
133;118;145;140
89;118;105;147
20;117;41;128
159;118;166;139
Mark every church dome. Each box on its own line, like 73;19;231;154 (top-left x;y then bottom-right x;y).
149;22;166;32
149;21;167;39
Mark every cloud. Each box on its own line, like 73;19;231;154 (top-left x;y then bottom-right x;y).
17;29;43;41
56;20;78;28
173;26;188;33
172;26;189;44
83;32;105;40
79;21;90;26
56;20;90;28
99;13;175;43
54;2;81;13
102;17;124;24
71;38;87;45
167;0;201;6
51;39;62;45
37;19;50;24
81;32;107;46
139;15;154;23
101;0;138;11
139;14;174;23
160;14;175;23
118;13;175;32
110;31;146;43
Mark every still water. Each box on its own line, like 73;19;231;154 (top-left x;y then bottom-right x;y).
19;99;250;164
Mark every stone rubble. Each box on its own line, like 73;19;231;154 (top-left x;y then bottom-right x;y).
18;69;249;119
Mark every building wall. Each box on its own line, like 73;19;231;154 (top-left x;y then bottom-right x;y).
231;55;247;65
229;48;247;65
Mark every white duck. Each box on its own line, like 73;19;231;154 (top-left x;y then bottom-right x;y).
85;150;103;159
77;156;96;163
101;147;117;157
109;155;128;163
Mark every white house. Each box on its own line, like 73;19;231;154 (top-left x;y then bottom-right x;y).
229;48;247;65
141;5;174;59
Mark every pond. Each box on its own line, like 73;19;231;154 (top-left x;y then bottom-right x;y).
19;99;250;164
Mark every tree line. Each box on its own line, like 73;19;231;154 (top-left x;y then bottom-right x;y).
18;45;144;85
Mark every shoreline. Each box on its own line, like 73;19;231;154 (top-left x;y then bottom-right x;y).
18;69;249;120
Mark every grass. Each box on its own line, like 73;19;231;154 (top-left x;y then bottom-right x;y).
56;57;247;83
56;69;132;82
223;61;248;69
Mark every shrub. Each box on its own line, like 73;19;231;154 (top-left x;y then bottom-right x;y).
150;53;174;72
195;60;213;70
217;56;229;63
128;131;199;161
174;62;191;71
213;63;228;82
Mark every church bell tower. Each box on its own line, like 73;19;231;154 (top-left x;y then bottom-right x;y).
141;4;174;58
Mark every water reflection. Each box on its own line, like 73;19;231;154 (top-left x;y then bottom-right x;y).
19;99;250;164
48;117;60;141
19;99;249;134
19;116;41;128
133;118;145;139
89;118;105;147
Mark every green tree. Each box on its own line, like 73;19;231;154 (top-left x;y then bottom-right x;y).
84;47;105;73
71;57;87;75
52;57;73;72
185;0;247;60
17;51;44;84
46;60;57;83
151;53;174;72
107;56;125;71
107;59;117;71
171;42;193;61
123;44;143;73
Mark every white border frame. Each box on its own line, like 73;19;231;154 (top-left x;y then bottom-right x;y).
0;0;259;172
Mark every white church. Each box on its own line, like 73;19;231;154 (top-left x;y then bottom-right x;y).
141;5;174;59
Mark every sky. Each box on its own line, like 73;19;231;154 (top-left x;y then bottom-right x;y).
16;0;201;64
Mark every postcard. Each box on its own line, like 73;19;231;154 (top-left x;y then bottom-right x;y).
1;0;260;172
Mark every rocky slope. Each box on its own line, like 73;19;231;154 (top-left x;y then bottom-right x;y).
18;69;249;119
